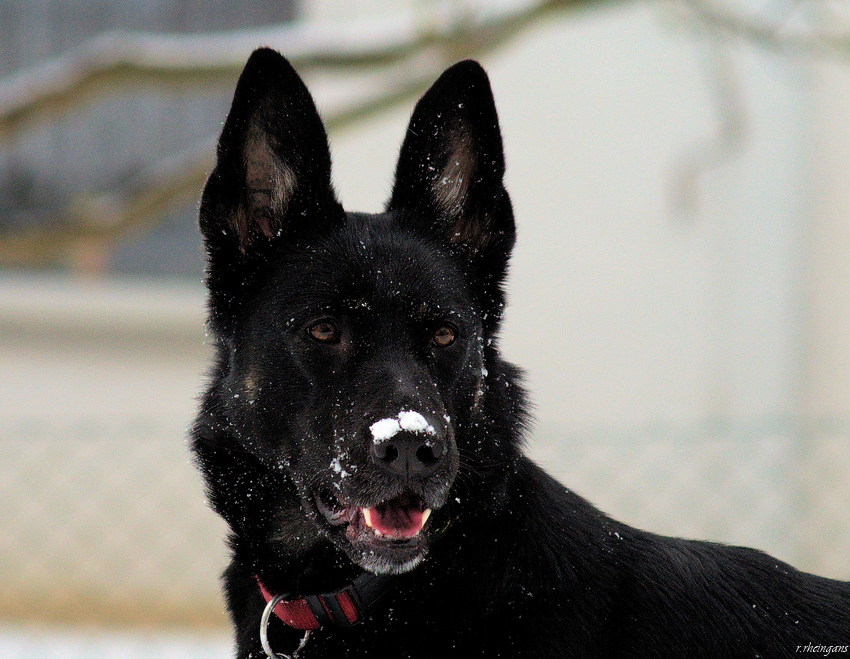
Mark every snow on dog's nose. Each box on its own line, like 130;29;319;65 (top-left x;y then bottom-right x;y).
369;411;435;443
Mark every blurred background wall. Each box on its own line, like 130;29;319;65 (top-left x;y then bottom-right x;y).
0;0;848;654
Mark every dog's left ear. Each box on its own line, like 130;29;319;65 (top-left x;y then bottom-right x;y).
387;61;515;278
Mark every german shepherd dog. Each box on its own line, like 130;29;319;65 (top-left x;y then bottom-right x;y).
192;48;849;658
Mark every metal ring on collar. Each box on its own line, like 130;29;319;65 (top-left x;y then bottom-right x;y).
260;594;311;659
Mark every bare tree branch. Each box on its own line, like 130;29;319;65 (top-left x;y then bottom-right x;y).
669;36;747;220
663;0;850;222
0;0;617;266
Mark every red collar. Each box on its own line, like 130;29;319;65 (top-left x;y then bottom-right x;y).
257;572;396;630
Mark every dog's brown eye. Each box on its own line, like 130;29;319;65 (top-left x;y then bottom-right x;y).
433;325;456;348
308;320;339;343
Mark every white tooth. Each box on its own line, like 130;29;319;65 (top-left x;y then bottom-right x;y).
421;509;432;527
363;508;373;529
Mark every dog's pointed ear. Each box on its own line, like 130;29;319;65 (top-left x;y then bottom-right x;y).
199;48;342;257
387;61;515;269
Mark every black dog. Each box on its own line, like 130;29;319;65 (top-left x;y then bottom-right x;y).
192;48;849;658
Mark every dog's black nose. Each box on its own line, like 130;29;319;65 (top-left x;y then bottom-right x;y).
371;432;444;479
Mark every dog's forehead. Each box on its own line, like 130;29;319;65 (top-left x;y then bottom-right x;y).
303;213;472;313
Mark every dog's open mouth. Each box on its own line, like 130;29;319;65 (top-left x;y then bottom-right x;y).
315;491;432;542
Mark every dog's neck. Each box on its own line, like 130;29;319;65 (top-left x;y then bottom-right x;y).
257;516;456;630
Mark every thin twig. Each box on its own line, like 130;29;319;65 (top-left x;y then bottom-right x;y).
669;0;850;56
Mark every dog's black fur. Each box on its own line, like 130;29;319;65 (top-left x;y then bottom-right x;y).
192;48;849;658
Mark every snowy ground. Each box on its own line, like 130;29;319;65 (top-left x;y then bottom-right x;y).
0;625;231;659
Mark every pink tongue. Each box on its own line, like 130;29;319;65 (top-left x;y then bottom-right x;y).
367;504;425;539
